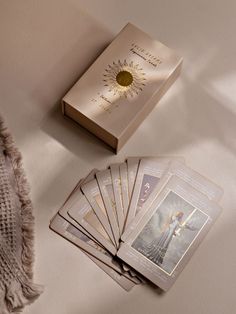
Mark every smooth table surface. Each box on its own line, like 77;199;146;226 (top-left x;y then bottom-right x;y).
0;1;236;313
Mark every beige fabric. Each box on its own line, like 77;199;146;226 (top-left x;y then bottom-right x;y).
0;115;42;313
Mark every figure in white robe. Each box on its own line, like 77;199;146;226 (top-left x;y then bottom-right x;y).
145;211;184;265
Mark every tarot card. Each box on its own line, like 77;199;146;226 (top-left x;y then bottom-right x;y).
110;163;125;233
50;214;114;266
120;262;146;283
50;214;140;285
58;170;99;242
123;158;223;242
68;193;117;255
62;186;143;284
117;175;222;291
161;160;223;202
62;180;82;206
119;162;129;219
62;169;98;208
81;178;116;246
127;157;140;200
122;157;184;240
96;169;120;246
85;253;136;291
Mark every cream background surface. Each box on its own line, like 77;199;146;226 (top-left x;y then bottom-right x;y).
0;1;235;313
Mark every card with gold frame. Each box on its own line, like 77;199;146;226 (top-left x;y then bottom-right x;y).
81;178;116;246
126;157;140;200
119;162;130;219
96;169;120;246
117;175;222;291
50;214;139;286
110;163;125;233
123;157;223;243
58;170;98;243
122;156;185;240
68;193;117;255
160;160;223;202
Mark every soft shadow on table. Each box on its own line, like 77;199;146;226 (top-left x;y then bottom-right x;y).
140;73;236;158
41;102;115;161
0;0;114;159
35;11;115;160
68;282;166;314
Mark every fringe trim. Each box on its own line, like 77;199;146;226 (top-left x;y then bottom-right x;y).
0;115;34;280
6;280;43;311
0;113;43;312
0;279;43;314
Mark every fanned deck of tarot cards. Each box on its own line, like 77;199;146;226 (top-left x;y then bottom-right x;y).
50;157;223;291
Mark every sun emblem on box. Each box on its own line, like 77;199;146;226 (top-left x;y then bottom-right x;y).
103;59;146;98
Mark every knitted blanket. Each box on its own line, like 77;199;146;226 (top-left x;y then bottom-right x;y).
0;115;42;313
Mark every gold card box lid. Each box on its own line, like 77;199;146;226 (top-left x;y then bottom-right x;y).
62;23;183;153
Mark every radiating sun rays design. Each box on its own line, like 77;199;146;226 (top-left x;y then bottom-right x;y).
103;59;146;98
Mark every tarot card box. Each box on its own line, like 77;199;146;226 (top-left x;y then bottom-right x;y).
62;23;183;153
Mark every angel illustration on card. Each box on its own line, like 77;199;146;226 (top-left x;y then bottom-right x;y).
145;210;198;266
